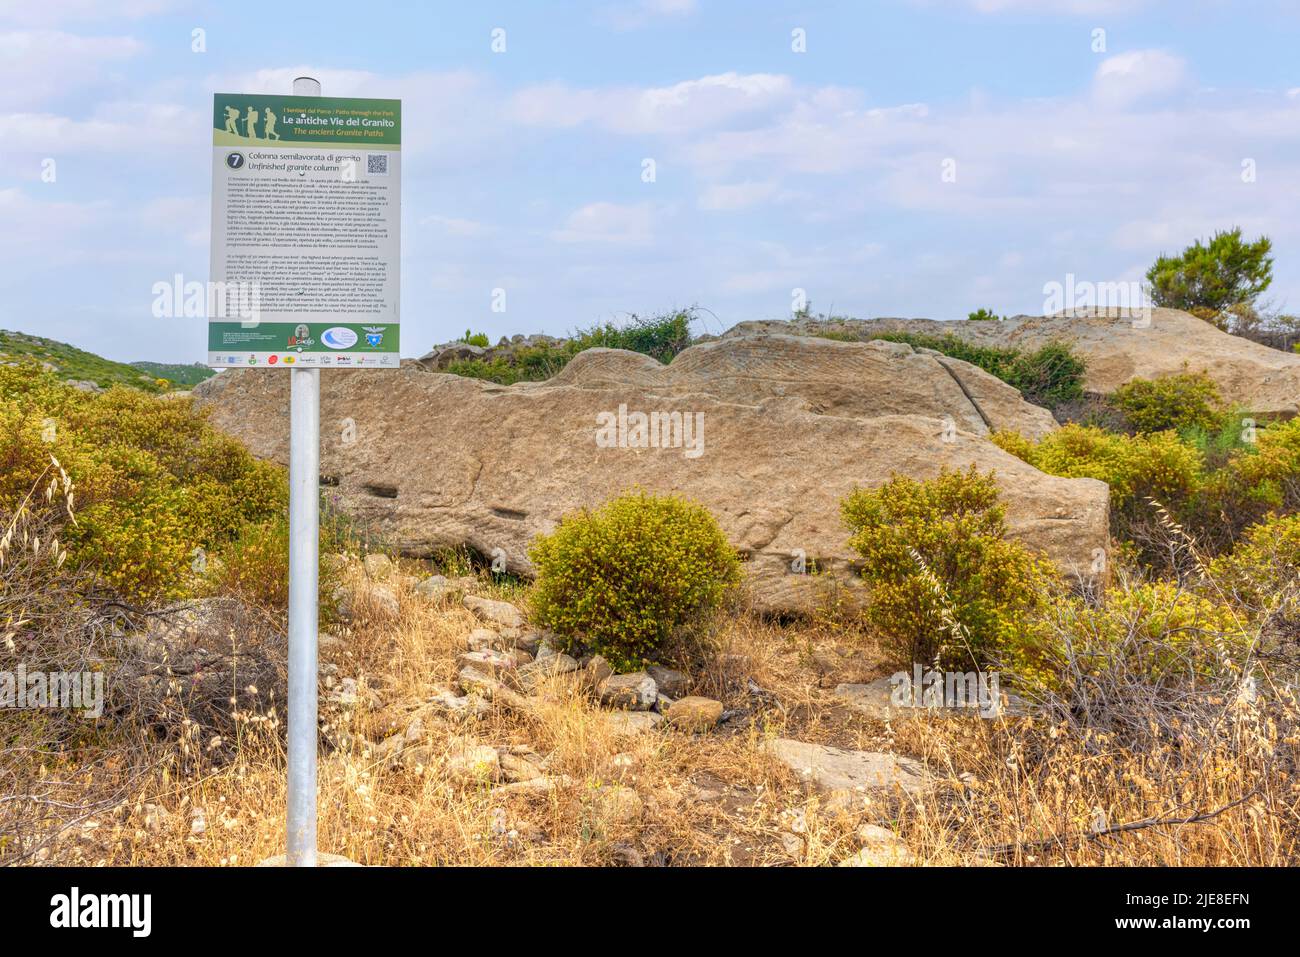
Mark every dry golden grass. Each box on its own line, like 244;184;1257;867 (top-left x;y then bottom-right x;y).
11;558;1299;867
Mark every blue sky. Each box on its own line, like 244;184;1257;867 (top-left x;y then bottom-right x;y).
3;0;1300;362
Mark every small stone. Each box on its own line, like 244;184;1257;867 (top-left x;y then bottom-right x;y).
598;673;658;711
515;632;542;655
463;595;524;629
367;584;401;623
517;653;579;692
404;715;426;742
664;696;724;732
445;742;500;783
585;655;613;687
603;710;663;737
457;649;518;679
466;628;503;652
646;665;688;697
499;751;545;783
428;688;489;718
764;738;930;797
362;553;393;579
414;574;451;599
839;824;915;866
190;808;207;836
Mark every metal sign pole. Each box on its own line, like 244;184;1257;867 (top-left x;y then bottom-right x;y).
286;73;322;868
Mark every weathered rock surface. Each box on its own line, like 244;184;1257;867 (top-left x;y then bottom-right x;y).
838;824;916;866
194;339;1110;615
725;308;1300;418
549;334;1060;439
664;695;725;731
764;738;930;797
598;673;658;711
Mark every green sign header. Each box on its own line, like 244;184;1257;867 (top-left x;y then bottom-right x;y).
212;93;401;149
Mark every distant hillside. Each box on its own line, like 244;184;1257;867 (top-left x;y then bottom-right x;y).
130;361;217;388
0;330;212;393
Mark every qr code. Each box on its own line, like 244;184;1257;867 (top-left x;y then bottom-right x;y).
367;153;388;175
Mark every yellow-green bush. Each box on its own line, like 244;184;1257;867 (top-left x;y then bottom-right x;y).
841;466;1057;671
203;514;339;612
997;416;1300;564
1206;513;1300;612
1217;417;1300;512
1035;582;1250;691
528;490;741;671
0;363;287;604
993;424;1203;509
1111;372;1222;433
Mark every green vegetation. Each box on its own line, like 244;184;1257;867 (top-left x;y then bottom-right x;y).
841;466;1056;671
0;363;287;604
1110;372;1224;434
995;409;1300;562
967;308;1005;322
459;329;491;347
0;330;170;393
866;333;1086;412
1039;582;1250;689
529;490;741;671
447;309;696;385
129;361;217;389
1146;228;1274;328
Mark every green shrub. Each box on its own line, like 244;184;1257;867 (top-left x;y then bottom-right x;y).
841;466;1056;671
1034;582;1251;692
0;362;287;604
994;424;1203;510
575;310;694;364
967;308;1004;322
869;333;1085;411
1111;372;1222;433
204;514;339;612
1206;513;1300;615
528;491;740;671
996;416;1300;564
447;309;696;385
460;329;491;347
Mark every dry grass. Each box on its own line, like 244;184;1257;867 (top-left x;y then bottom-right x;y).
7;557;1298;868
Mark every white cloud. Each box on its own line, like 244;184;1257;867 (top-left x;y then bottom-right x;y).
0;101;202;154
697;181;779;211
916;0;1146;13
511;72;794;135
1092;50;1190;108
0;1;177;28
601;0;697;31
553;201;663;245
0;30;144;108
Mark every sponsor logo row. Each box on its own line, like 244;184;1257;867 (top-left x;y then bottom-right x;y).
208;352;400;368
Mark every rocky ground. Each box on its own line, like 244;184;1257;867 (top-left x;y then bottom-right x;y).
37;555;1034;867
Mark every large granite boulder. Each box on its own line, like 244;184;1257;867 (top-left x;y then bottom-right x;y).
194;336;1109;614
724;308;1300;418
